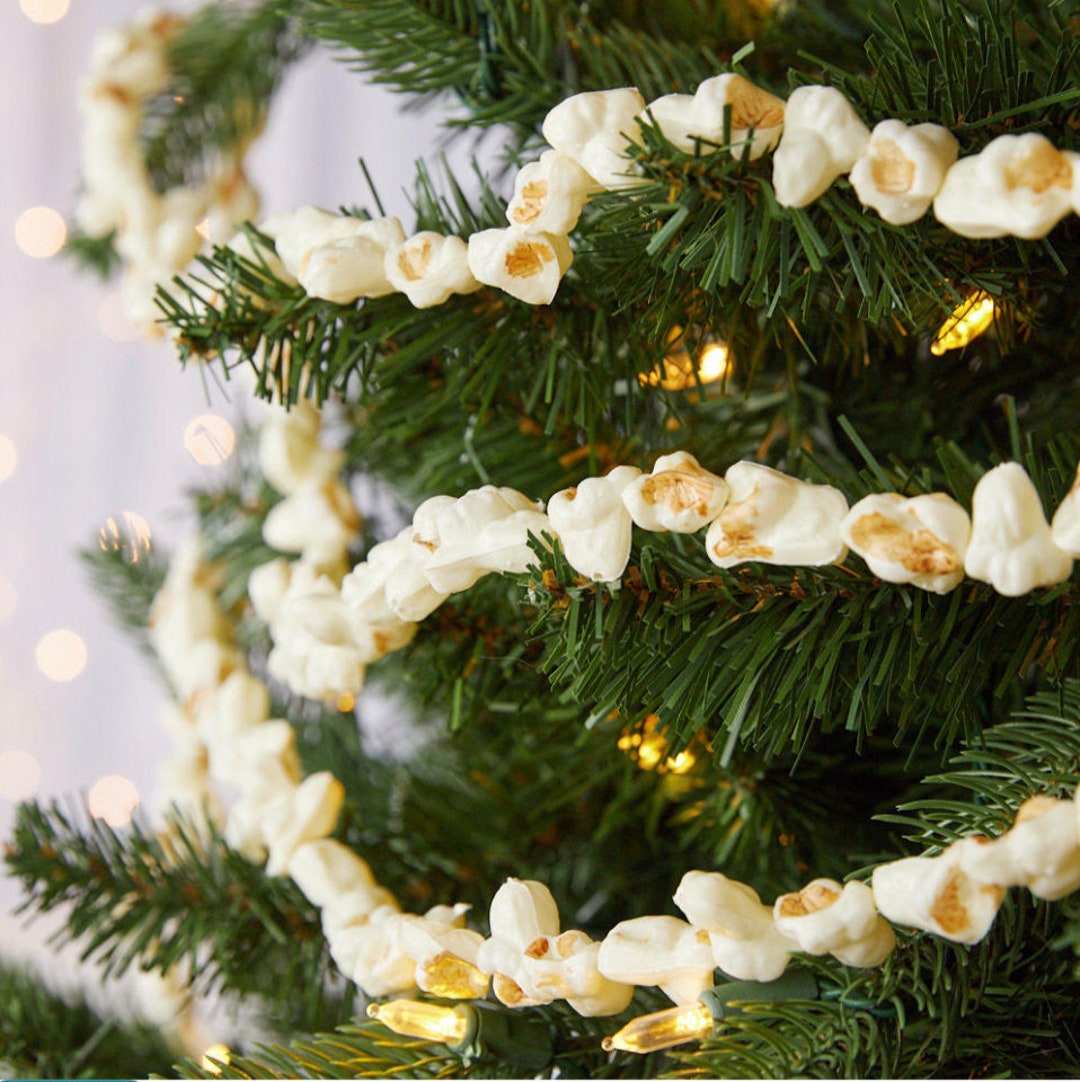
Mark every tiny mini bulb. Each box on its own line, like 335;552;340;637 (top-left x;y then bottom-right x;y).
367;999;473;1045
602;1000;714;1054
930;291;996;355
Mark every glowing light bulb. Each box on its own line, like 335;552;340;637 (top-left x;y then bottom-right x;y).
19;0;70;23
35;629;88;682
0;750;43;801
640;327;731;390
183;413;236;466
88;774;140;827
367;1000;474;1046
619;714;698;774
602;1001;714;1054
930;291;996;355
14;206;67;258
199;1044;231;1075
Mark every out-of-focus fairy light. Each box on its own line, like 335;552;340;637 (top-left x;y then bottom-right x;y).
19;0;70;25
183;413;236;466
0;750;43;801
199;1044;232;1076
88;774;141;827
97;292;141;342
15;206;67;258
617;714;699;775
35;629;88;682
640;326;731;390
930;291;996;355
99;511;153;565
0;574;16;623
0;434;17;483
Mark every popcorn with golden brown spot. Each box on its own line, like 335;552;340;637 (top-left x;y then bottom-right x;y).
933;133;1080;239
849;119;959;225
841;492;970;594
506;150;593;234
623;451;730;533
705;461;848;569
467;227;573;304
384;231;481;308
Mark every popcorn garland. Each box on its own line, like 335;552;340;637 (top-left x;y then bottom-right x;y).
76;9;261;332
243;75;1080;314
143;402;1080;1057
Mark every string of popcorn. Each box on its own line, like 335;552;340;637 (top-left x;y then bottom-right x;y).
143;402;1080;1055
75;8;260;333
242;75;1080;311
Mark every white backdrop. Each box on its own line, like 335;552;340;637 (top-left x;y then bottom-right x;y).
0;0;496;1006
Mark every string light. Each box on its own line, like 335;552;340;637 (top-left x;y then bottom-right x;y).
617;714;699;774
602;1001;714;1053
640;326;731;391
19;0;70;23
199;1043;232;1076
930;290;996;355
367;1000;475;1046
14;206;67;258
35;629;88;682
88;774;141;827
183;413;237;466
98;511;153;565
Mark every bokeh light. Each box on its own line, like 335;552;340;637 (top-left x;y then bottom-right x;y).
98;291;142;342
88;774;140;827
99;511;153;565
0;750;43;801
0;574;17;622
183;412;236;465
14;206;67;258
35;629;88;682
0;434;17;483
19;0;70;24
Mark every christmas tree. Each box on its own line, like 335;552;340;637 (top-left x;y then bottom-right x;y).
6;0;1080;1076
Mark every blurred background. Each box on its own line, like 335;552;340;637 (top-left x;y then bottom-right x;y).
0;0;488;1001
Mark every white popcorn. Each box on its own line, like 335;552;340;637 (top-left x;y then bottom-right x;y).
384;232;481;308
193;669;269;745
209;719;301;799
261;771;345;876
247;557;293;625
167;639;242;701
413;487;550;594
258;401;344;496
933;133;1079;239
959;796;1080;901
772;879;895;967
674;870;793;982
871;838;1005;945
262;480;361;568
266;569;368;699
476;879;630;1015
645;73;785;160
541;88;647;190
288;839;399;920
622;451;729;533
772;86;871;208
963;462;1073;596
597;914;716;1005
547;466;643;582
466;227;573;305
705;461;848;568
841;492;971;594
1051;464;1080;555
506;151;593;235
849;120;959;225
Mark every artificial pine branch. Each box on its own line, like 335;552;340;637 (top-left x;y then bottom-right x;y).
0;961;177;1081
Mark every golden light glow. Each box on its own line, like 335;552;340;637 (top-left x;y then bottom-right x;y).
930;291;996;355
0;573;17;622
617;714;699;775
35;629;88;682
336;693;356;712
199;1043;232;1075
640;327;731;391
99;511;153;565
601;1001;714;1054
0;433;17;483
367;1000;473;1045
0;750;43;801
88;774;141;827
183;413;236;466
19;0;70;24
97;292;141;342
418;952;491;999
14;206;67;258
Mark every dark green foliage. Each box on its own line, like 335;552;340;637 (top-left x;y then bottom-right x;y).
63;228;122;281
0;961;177;1080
